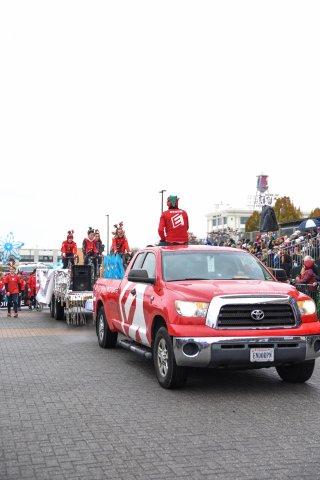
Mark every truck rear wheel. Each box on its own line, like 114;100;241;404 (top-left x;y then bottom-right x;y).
50;296;55;318
97;307;118;348
54;298;65;321
276;360;315;383
153;327;188;389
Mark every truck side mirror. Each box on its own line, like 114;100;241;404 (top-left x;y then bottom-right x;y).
128;269;155;284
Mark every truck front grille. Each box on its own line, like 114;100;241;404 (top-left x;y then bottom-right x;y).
217;303;296;328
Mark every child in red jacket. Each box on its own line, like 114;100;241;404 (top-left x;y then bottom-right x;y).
61;230;78;269
111;222;130;254
4;266;23;317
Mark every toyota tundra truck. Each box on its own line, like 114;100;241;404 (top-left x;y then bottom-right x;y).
93;245;320;389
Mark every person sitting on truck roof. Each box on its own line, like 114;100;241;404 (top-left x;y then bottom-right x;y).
158;195;189;246
61;230;78;269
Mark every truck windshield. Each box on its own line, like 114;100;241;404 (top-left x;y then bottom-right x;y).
162;251;273;282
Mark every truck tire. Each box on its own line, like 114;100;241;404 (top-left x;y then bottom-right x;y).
50;296;55;318
97;307;118;348
276;360;315;383
153;327;188;389
54;298;65;321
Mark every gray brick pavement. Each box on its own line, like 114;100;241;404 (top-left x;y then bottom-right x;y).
1;310;320;479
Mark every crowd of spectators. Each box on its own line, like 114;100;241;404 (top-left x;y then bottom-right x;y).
205;227;320;280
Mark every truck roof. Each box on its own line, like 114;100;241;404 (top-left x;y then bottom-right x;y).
145;245;244;253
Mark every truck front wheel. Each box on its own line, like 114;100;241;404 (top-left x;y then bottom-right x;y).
97;307;118;348
153;327;188;389
276;360;315;383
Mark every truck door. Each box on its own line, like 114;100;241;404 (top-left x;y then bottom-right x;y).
117;252;156;347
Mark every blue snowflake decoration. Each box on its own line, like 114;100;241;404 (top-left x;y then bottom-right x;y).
0;232;24;264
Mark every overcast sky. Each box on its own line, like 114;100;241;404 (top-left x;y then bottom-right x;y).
0;1;319;250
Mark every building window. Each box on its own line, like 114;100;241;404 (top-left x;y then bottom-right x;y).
20;255;34;262
39;256;53;262
212;218;217;227
240;216;250;224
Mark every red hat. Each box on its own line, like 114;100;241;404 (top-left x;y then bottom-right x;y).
67;230;74;241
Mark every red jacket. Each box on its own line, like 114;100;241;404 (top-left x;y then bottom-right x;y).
61;240;77;256
19;276;26;292
296;268;317;289
158;208;189;244
111;237;130;254
3;274;23;294
28;274;37;296
82;238;98;255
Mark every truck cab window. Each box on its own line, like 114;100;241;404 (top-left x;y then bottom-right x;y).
142;253;156;278
131;253;146;271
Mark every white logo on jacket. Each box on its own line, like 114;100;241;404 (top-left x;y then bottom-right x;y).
171;213;184;228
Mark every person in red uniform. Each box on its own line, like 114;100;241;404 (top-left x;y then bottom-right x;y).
28;269;37;310
61;230;78;269
4;266;23;317
82;227;99;277
111;222;130;254
17;270;26;311
158;195;189;245
0;272;5;307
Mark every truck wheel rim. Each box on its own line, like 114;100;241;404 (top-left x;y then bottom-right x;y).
98;315;104;341
157;338;169;377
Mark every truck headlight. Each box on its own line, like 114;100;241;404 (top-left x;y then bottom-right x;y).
297;300;316;315
175;301;209;317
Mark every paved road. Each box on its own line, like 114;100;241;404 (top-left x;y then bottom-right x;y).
1;309;320;480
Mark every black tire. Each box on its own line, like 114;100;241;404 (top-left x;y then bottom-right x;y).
276;360;315;383
50;296;55;318
153;327;188;389
97;307;118;348
54;298;65;321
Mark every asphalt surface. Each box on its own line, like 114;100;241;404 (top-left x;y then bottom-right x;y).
1;309;320;480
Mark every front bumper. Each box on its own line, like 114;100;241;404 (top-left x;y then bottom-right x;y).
173;335;320;368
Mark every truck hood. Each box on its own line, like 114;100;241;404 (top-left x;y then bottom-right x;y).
165;279;299;302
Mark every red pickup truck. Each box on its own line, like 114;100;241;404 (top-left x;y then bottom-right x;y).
93;245;320;389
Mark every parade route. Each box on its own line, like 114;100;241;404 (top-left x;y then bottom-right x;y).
1;310;320;480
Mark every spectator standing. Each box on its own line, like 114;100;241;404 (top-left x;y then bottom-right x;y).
17;271;26;311
296;256;317;291
280;251;293;278
28;269;37;309
0;272;5;307
4;266;23;318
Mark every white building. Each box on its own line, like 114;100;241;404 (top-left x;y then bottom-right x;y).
19;248;61;264
206;205;253;233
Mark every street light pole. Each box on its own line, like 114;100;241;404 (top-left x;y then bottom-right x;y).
106;214;110;253
159;189;166;213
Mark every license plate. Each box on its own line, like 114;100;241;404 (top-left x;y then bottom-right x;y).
250;348;274;362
